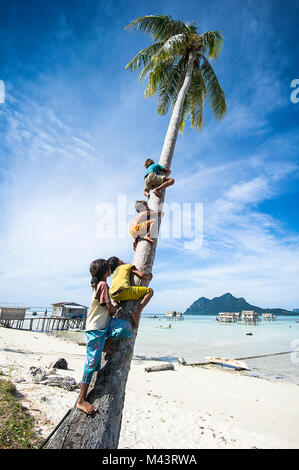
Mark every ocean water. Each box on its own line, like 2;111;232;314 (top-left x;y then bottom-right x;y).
52;314;299;385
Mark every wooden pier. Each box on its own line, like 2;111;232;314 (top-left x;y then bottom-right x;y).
0;316;86;332
241;310;260;324
261;313;277;321
216;310;260;324
216;312;239;323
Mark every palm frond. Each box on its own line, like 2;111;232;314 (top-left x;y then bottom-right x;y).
125;42;163;71
188;63;206;129
138;38;184;85
138;61;156;83
157;56;187;115
151;33;187;63
143;62;171;97
200;56;227;119
199;31;224;59
126;15;189;42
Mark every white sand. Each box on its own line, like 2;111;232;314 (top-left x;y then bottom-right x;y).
0;326;298;449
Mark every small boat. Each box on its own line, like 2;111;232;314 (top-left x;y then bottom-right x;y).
205;356;249;370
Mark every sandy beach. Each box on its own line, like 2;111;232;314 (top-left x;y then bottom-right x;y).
0;326;298;449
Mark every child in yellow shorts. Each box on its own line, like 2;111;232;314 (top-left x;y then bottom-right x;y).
108;256;153;328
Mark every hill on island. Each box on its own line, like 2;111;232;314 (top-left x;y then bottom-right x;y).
184;293;295;315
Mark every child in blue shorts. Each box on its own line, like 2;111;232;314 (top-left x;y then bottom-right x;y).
76;259;132;415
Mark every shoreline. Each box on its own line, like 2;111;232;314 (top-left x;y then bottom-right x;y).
1;326;299;449
51;323;299;386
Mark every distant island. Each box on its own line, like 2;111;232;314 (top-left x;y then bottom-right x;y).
184;293;296;315
293;309;299;313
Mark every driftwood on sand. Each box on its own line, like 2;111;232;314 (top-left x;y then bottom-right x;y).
144;363;174;373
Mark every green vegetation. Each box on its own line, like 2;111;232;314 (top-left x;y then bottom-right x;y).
184;292;296;315
0;378;42;449
125;14;227;132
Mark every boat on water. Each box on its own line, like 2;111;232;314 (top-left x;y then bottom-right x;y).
165;310;184;320
206;356;249;370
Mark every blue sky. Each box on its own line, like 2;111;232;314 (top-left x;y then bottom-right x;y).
0;0;298;312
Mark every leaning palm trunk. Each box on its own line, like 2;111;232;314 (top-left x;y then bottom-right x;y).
45;52;195;449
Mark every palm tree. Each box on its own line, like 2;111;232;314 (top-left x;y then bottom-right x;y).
46;14;226;449
126;14;226;158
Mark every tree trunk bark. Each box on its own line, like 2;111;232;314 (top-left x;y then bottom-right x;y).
46;51;195;449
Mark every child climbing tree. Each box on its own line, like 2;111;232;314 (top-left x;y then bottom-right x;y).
46;14;226;449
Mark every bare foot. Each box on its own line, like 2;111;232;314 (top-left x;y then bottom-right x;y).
153;188;162;198
144;235;154;244
76;400;98;415
129;311;139;329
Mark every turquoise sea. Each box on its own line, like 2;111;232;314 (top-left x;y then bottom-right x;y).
50;314;299;385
